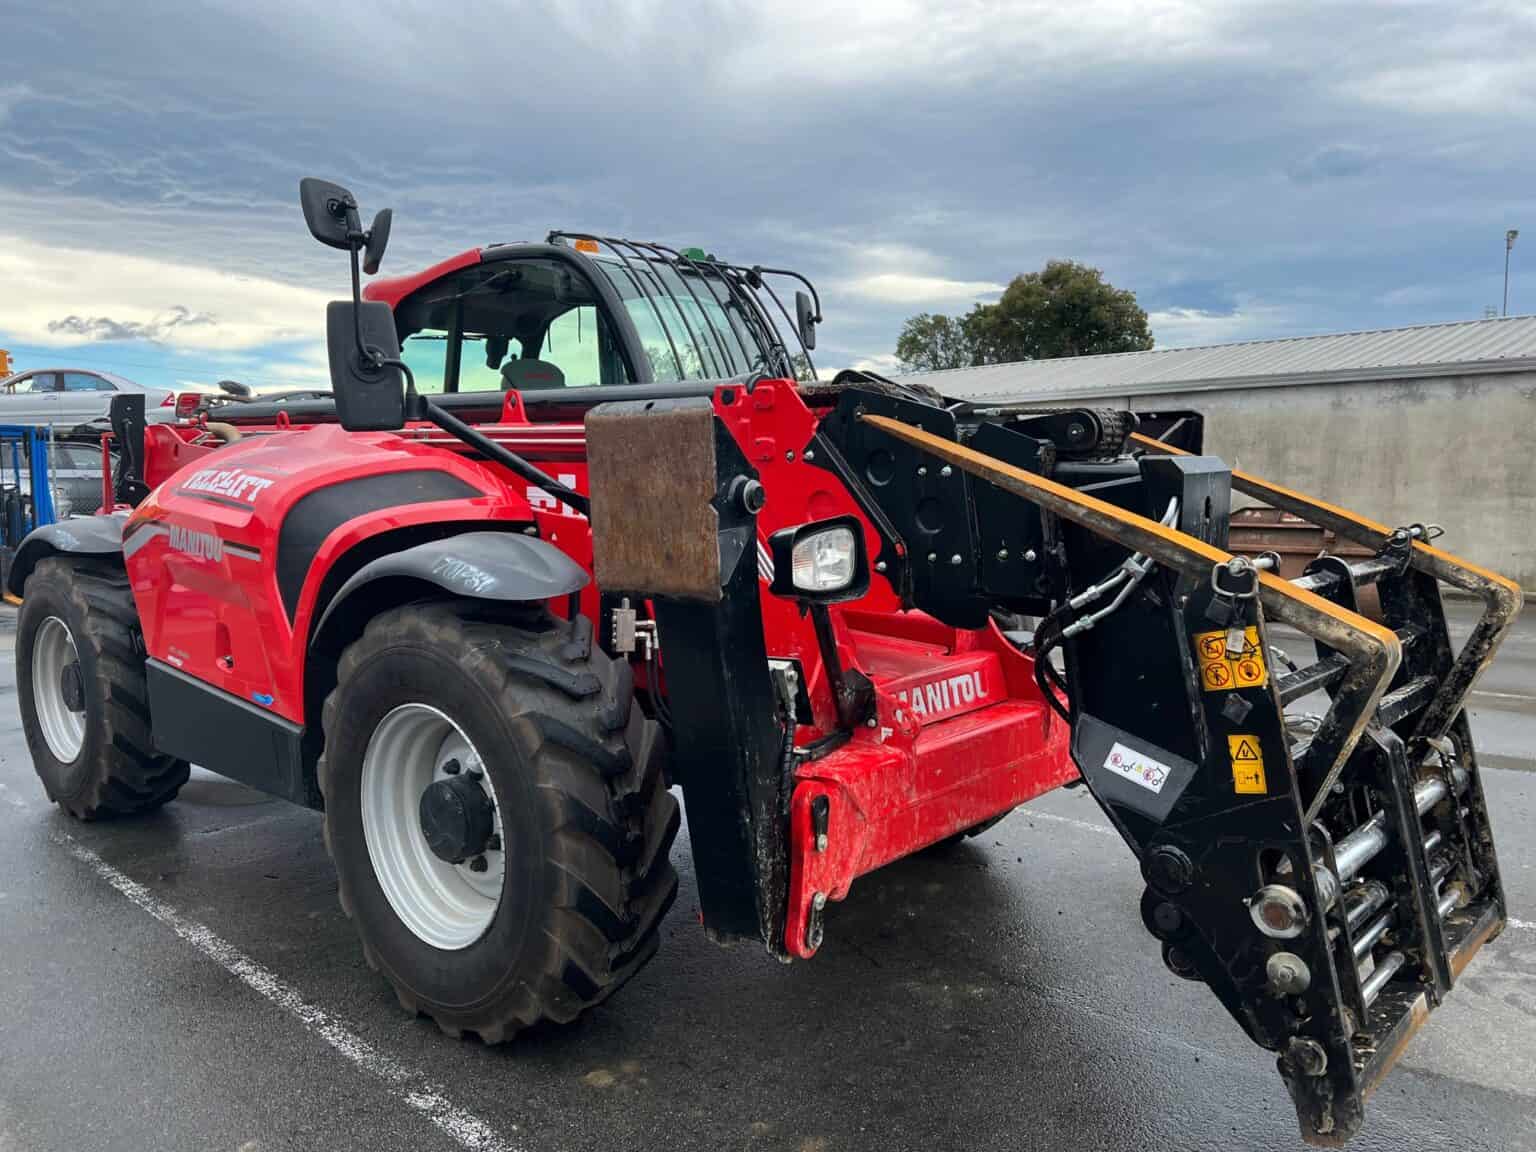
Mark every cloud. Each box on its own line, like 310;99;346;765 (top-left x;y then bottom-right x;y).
0;232;330;353
835;274;1006;305
3;0;1536;381
1288;144;1378;186
848;353;904;376
0;84;31;124
1148;304;1297;349
47;305;217;343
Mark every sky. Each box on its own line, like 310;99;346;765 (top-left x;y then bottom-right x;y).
2;0;1534;392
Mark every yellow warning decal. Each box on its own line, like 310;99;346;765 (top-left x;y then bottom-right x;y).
1228;734;1267;794
1193;627;1268;692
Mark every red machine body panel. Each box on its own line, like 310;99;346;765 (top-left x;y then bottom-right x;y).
123;424;535;724
363;248;483;309
117;316;1076;962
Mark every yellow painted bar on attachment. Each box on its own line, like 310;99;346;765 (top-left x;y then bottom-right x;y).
1131;430;1523;742
858;412;1401;801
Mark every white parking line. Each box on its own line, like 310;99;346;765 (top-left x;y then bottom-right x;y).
1470;689;1536;705
58;834;522;1152
1020;808;1118;837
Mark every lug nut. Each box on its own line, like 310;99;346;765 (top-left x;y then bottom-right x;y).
441;758;462;776
486;833;502;851
469;855;488;873
466;766;483;780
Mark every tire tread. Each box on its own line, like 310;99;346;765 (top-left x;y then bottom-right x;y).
18;559;188;820
318;601;678;1042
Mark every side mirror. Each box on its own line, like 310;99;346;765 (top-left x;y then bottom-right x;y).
362;209;392;275
795;290;818;351
299;178;361;251
327;301;406;431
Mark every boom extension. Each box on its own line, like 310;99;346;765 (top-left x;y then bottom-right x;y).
856;408;1516;1146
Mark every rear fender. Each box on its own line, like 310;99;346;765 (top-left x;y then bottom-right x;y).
6;518;124;596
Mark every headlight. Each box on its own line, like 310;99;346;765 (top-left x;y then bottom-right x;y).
768;515;870;603
792;526;857;593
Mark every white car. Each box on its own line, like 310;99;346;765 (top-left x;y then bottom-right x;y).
0;368;175;428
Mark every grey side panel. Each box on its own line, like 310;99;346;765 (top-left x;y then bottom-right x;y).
313;530;590;639
145;660;313;808
7;517;126;596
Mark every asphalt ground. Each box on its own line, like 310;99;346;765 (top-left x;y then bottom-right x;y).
0;601;1532;1152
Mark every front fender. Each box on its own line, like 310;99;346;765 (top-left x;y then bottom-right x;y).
312;530;589;646
6;517;125;597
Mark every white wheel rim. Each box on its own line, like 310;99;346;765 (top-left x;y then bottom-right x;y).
33;616;86;763
361;703;504;950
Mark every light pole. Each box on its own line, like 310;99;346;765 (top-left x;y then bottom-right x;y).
1504;229;1519;316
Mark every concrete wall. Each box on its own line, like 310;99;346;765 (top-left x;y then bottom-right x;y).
1096;372;1536;590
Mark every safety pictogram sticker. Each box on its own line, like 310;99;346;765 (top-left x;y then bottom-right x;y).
1194;627;1268;692
1228;734;1267;794
1202;661;1233;690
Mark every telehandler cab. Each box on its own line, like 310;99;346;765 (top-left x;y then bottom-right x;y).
9;179;1522;1145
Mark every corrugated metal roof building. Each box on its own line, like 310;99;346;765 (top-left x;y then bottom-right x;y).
912;316;1536;588
912;314;1536;402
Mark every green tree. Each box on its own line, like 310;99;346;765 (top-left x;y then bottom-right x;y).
894;312;977;372
894;260;1152;372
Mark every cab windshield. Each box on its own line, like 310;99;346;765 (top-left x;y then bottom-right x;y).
587;255;780;383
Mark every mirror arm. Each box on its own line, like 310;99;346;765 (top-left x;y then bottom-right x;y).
348;245;376;371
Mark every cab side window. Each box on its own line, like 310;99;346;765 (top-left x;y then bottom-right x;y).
400;330;450;395
62;372;113;392
531;307;603;388
394;261;632;394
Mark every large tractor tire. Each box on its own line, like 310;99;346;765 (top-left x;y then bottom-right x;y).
16;558;189;819
318;602;679;1042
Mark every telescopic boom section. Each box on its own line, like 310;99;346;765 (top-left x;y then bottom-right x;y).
860;410;1512;1146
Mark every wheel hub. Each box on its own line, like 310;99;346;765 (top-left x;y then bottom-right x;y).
419;774;495;864
32;616;87;763
59;662;85;713
360;702;505;951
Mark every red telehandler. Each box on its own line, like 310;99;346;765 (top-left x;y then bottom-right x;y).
8;179;1522;1144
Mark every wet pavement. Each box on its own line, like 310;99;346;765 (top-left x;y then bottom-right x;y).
0;602;1532;1152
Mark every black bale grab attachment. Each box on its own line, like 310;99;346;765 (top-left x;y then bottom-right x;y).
857;411;1519;1146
